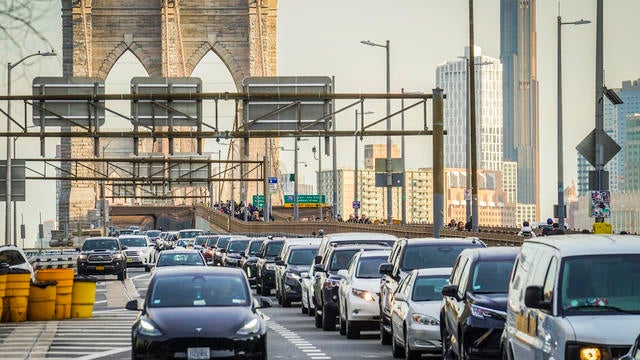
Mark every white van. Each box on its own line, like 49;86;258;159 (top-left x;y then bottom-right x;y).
502;234;640;359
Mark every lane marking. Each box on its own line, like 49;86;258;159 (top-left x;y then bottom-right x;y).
267;320;331;359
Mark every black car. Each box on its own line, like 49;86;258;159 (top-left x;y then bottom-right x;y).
440;247;519;359
222;238;251;267
275;245;319;307
213;236;232;266
255;238;286;296
127;266;271;360
241;238;266;286
76;237;128;280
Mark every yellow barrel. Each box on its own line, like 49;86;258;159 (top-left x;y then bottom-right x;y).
38;269;75;320
71;276;97;318
28;282;57;321
3;271;31;323
0;270;7;321
55;293;72;320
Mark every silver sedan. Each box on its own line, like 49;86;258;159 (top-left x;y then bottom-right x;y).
390;267;452;360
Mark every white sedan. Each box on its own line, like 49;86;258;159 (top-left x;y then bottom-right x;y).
390;267;452;359
337;249;391;339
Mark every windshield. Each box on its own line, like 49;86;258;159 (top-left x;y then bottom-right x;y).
205;236;220;247
194;236;208;246
157;253;205;267
401;245;477;271
248;240;264;255
356;256;388;278
288;248;318;265
119;237;148;247
217;237;231;250
176;240;189;247
82;239;120;251
179;230;203;239
266;242;284;257
228;240;250;253
149;274;248;307
561;254;640;314
329;249;359;271
471;260;514;294
146;230;161;237
412;275;449;301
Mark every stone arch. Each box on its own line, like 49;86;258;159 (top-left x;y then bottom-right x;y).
96;41;157;80
185;41;247;92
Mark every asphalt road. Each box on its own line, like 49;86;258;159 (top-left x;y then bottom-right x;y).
0;268;410;360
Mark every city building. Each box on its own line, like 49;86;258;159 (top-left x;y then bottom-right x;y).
363;144;400;169
502;161;517;204
500;0;539;214
625;113;640;192
435;47;503;172
570;192;640;234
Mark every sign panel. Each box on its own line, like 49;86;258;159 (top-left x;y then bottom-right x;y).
252;195;264;208
374;173;404;188
352;201;361;209
131;77;202;126
242;76;332;131
32;77;105;127
283;194;326;208
0;160;26;201
576;129;621;168
374;158;405;173
134;153;166;180
590;191;611;218
168;155;210;187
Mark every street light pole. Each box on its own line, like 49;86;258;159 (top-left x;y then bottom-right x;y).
361;39;391;224
354;109;373;219
6;50;55;246
557;16;590;229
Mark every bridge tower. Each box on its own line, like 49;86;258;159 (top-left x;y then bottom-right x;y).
59;0;280;229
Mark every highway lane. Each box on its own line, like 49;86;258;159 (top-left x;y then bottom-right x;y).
0;268;406;360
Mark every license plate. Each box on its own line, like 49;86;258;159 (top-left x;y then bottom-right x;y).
188;347;210;360
126;258;133;263
95;265;104;270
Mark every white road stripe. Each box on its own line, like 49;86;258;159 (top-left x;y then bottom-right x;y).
267;320;330;359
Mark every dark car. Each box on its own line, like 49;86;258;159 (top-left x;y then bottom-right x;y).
213;236;233;266
241;238;266;286
440;247;519;359
76;237;128;280
255;238;286;296
275;245;319;307
223;238;250;267
379;237;486;345
201;235;223;265
313;244;390;331
127;266;271;360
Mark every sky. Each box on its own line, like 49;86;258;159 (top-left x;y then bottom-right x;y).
1;0;640;243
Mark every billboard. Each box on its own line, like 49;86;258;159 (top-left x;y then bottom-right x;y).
590;190;611;218
131;77;202;126
32;77;105;127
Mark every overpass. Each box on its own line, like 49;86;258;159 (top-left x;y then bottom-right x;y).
110;204;528;246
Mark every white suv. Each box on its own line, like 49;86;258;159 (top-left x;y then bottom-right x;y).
337;249;391;339
118;235;153;271
0;245;34;280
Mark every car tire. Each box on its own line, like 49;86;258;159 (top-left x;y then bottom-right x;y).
308;294;315;316
339;312;347;336
322;307;336;331
391;328;404;358
117;268;126;281
404;330;420;360
314;310;323;328
301;297;308;314
144;265;151;273
282;294;291;308
346;319;360;339
459;331;470;360
380;317;392;345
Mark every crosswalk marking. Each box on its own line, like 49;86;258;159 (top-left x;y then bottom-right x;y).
268;320;331;360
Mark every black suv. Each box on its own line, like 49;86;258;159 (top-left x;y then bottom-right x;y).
313;244;389;331
255;238;286;295
379;237;486;344
222;237;250;267
440;247;519;359
77;237;128;280
275;245;319;307
241;238;266;286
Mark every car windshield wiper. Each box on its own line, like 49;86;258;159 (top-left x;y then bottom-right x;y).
563;304;640;314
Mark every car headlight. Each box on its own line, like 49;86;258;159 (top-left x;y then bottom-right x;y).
411;313;439;326
580;347;602;360
285;272;300;280
138;318;162;336
265;263;276;271
236;318;260;335
113;253;124;260
352;288;375;302
470;304;505;319
77;254;87;260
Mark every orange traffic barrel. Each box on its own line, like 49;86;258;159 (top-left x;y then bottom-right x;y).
37;269;74;319
28;281;57;321
71;276;98;318
2;269;31;322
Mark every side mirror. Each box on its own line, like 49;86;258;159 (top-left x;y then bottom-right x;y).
379;263;393;276
300;272;309;279
125;299;141;311
275;260;285;266
442;284;462;301
313;264;325;273
121;246;128;250
274;256;282;262
394;292;406;302
524;286;551;310
75;247;81;252
337;269;348;279
240;252;246;258
314;255;322;264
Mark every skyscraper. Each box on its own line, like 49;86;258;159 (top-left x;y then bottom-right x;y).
500;0;539;212
436;47;503;172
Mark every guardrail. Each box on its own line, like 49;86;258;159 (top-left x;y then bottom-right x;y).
25;248;79;271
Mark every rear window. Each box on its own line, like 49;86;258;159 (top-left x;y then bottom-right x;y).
401;244;479;271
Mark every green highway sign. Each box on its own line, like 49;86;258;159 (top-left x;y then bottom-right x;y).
252;195;264;208
283;194;326;208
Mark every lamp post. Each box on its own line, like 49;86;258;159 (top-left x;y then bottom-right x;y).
354;109;373;218
312;140;322;221
6;50;56;246
557;16;590;229
361;39;392;224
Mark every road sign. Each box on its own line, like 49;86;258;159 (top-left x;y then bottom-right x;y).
268;177;278;184
252;195;264;208
268;177;278;193
0;160;26;201
283;194;326;208
374;173;404;187
131;77;202;126
242;76;332;131
32;77;105;127
352;201;360;209
576;129;621;168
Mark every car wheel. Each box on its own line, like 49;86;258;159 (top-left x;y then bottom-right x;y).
322;307;336;331
314;309;323;328
301;295;308;314
346;318;360;339
282;293;291;308
117;268;126;281
339;311;347;336
144;265;151;273
391;328;404;358
380;317;392;345
441;322;453;359
459;330;470;360
308;293;315;316
404;329;420;360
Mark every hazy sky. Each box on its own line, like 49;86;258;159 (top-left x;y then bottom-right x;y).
2;0;640;242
